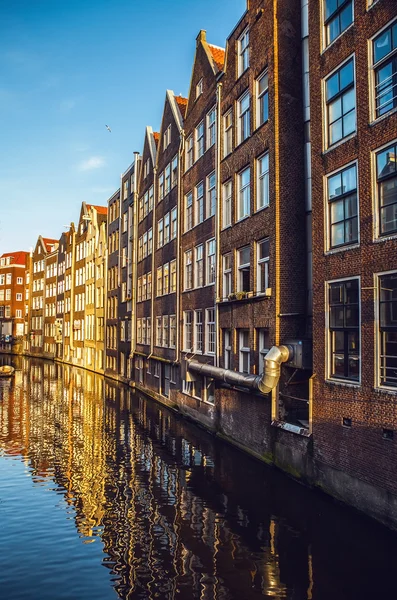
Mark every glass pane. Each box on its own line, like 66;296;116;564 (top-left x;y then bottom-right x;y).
344;217;358;244
331;222;345;247
326;72;339;101
344;194;357;217
380;275;397;302
330;283;343;304
333;330;345;352
240;93;249;113
325;0;338;20
242;268;250;291
258;239;269;259
330;119;342;145
329;97;342;123
345;280;358;303
381;204;397;234
343;110;356;137
348;355;359;379
340;60;354;90
242;330;249;347
377;147;396;179
374;30;391;63
259;262;267;291
345;306;359;327
327;16;340;44
330;198;344;223
330;306;344;327
328;172;342;199
380;178;397;207
332;353;345;377
342;166;356;194
348;331;359;352
380;302;397;328
340;3;353;34
258;73;268;94
342;88;355;114
241;168;250;187
239;246;250;265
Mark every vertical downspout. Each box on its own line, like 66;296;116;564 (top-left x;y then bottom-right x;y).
302;0;312;325
271;0;281;422
176;131;185;364
150;164;158;356
214;80;222;368
130;152;140;359
70;226;76;357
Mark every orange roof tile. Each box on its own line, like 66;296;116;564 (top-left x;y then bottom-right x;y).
42;238;58;252
153;131;160;146
208;44;225;71
175;95;188;118
87;204;108;215
0;251;29;266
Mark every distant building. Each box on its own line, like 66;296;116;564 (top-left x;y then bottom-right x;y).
0;250;29;353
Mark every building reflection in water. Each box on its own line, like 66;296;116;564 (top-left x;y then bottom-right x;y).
1;357;397;600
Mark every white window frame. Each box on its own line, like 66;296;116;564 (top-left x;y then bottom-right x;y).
194;309;203;353
256;71;269;128
223;253;232;299
206;239;216;285
222;180;232;228
207;107;216;149
195;244;204;288
183;310;193;351
237;246;250;293
195;121;205;159
223;110;233;157
256;153;269;211
186;135;194;170
237;28;249;77
239;329;250;374
237;92;250;145
195;181;204;225
256;238;270;294
237;167;250;220
185;192;193;232
205;308;216;355
207;172;216;218
323;54;356;150
184;249;193;290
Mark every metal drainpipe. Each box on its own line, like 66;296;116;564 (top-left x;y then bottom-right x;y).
214;80;222;368
70;226;76;355
176;130;185;364
130;152;140;360
150;164;157;357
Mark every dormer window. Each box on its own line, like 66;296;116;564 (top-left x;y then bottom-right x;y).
237;28;249;77
196;78;203;99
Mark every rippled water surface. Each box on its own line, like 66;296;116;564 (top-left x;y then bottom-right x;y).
1;357;397;600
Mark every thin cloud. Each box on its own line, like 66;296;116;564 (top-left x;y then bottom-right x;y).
78;156;106;171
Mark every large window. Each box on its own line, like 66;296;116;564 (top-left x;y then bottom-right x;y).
237;92;250;144
256;71;269;127
171;207;177;239
223;110;233;157
195;244;203;288
171;155;178;188
379;273;397;388
373;22;397;119
206;309;216;354
239;329;250;374
195;182;204;224
206;239;216;285
237;28;249;77
185;192;193;232
376;142;397;236
207;172;216;218
257;239;269;293
329;279;360;381
183;311;193;351
222;180;232;228
324;0;353;46
237;246;250;292
224;329;231;369
170;260;177;293
325;58;355;147
257;153;269;210
207;107;216;148
238;167;250;220
186;135;193;170
196;121;204;159
327;163;358;247
194;310;203;353
184;250;193;290
257;329;270;372
223;253;232;298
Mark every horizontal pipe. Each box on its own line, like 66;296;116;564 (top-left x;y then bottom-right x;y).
187;345;293;395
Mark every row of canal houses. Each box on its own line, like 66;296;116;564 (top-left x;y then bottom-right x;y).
2;0;397;529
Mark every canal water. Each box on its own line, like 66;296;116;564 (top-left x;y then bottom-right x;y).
1;357;397;600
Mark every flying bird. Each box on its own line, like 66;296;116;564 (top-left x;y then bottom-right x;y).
105;124;112;133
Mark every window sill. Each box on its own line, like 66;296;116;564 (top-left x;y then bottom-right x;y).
324;243;360;256
235;214;250;224
325;378;361;388
369;106;397;127
321;23;354;55
323;132;357;155
219;291;271;304
367;0;380;11
373;232;397;244
373;386;397;396
255;203;270;214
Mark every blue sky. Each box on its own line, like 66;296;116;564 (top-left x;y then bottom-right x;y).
0;0;244;253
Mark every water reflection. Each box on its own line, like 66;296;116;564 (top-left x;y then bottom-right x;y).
0;356;397;600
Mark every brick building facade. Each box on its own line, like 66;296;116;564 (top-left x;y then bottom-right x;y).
0;251;29;354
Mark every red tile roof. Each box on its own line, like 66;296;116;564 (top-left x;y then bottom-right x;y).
87;204;108;215
208;44;225;71
42;238;58;252
175;95;188;118
153;131;160;146
0;251;29;266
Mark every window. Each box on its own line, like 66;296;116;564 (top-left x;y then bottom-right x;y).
238;246;250;292
237;92;250;144
163;315;169;347
159;172;165;201
223;253;232;298
206;239;216;285
325;58;355;147
258;329;270;371
171;155;178;188
256;71;269;127
183;311;193;351
257;153;269;210
376;143;397;236
16;293;23;301
158;218;164;248
196;78;203;98
6;274;11;284
257;239;269;293
237;28;249;76
207;172;216;218
329;279;360;381
147;272;152;298
222;180;232;228
164;212;170;244
194;310;203;352
0;275;4;285
185;192;193;232
186;135;194;170
239;329;250;374
373;22;397;119
170;315;176;348
165;164;171;195
378;273;397;387
196;121;204;159
224;329;232;368
157;266;163;296
16;309;22;319
149;185;154;211
6;289;11;300
170;260;177;293
206;308;216;354
17;277;23;285
324;0;353;46
163;263;169;295
171;207;177;239
195;182;204;224
195;245;204;288
207;107;216;148
144;159;150;178
184;250;193;290
164;124;171;149
238;167;250;220
327;163;358;247
156;316;162;346
223;110;233;157
0;290;3;301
